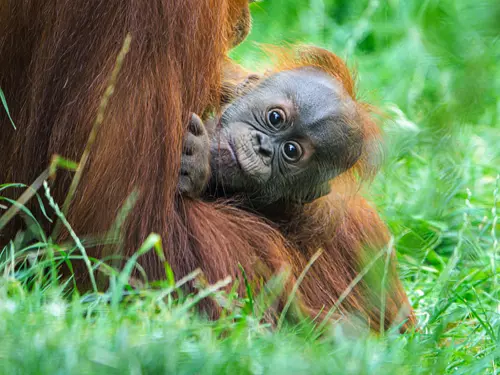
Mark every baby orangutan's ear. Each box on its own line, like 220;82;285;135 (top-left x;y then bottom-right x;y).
234;73;263;96
221;59;265;105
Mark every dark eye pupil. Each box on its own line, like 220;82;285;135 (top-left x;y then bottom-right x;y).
284;142;299;159
269;110;282;125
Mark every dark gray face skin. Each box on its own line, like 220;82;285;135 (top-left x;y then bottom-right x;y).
207;67;364;206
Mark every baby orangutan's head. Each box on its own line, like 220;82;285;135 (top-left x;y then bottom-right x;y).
209;48;375;205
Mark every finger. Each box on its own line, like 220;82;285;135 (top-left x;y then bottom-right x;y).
178;170;205;197
182;132;195;155
180;155;209;188
180;154;195;174
180;154;204;175
188;113;205;136
183;132;207;155
177;175;193;194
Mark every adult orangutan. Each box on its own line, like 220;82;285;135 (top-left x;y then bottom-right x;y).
0;1;414;330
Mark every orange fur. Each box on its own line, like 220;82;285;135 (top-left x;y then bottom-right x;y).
0;2;414;331
218;46;416;330
0;0;293;309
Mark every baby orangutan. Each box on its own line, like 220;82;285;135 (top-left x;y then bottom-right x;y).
179;47;365;208
178;46;415;331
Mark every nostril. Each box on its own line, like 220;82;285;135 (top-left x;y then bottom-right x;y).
255;132;273;158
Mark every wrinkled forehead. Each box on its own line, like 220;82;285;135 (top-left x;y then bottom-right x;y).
270;68;359;153
263;68;350;113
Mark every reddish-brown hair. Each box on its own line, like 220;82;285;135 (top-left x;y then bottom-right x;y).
220;46;416;330
0;0;288;309
0;1;414;330
283;47;414;330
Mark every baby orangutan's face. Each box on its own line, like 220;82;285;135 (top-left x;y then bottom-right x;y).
209;67;364;205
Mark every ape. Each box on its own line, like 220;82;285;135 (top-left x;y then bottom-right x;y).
181;49;364;206
0;1;414;330
182;47;416;330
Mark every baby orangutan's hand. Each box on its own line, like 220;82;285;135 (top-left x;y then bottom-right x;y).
178;113;210;197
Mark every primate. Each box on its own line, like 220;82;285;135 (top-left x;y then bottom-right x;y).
0;0;413;330
179;47;367;209
179;47;415;331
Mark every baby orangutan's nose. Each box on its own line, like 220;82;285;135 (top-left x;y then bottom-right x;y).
253;131;274;162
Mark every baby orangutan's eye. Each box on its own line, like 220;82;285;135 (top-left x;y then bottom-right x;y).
282;141;302;162
267;108;286;127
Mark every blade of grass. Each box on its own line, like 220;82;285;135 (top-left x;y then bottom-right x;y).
175;276;233;316
491;175;498;300
0;86;16;129
52;34;132;240
238;263;255;316
110;233;161;310
153;269;203;303
0;169;50;231
43;181;98;294
277;248;323;330
453;290;496;341
316;245;387;333
49;154;78;179
379;237;395;334
0;197;47;243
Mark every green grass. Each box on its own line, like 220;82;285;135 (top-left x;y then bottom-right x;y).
1;0;499;373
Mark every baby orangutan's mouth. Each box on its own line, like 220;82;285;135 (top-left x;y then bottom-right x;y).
231;133;272;184
212;130;242;172
216;112;272;184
